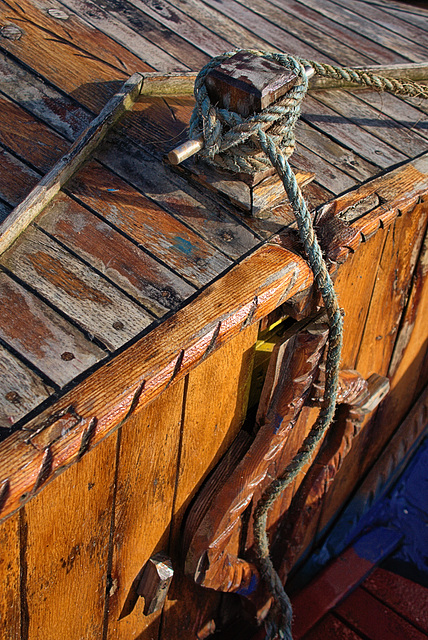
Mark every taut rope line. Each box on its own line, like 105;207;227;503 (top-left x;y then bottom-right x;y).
189;49;428;640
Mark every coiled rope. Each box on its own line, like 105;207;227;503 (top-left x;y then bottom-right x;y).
189;50;428;640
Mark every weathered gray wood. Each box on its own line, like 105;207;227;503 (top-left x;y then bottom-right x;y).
0;148;40;207
38;194;196;316
68;160;232;287
295;120;378;183
230;0;376;67
0;273;106;387
298;0;428;63
0;72;143;256
267;0;409;65
0;345;53;428
314;89;428;158
66;0;209;69
48;0;188;72
1;227;154;351
301;94;407;168
123;0;232;58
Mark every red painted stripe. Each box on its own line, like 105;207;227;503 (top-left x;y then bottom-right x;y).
335;585;427;640
363;568;428;633
301;613;364;639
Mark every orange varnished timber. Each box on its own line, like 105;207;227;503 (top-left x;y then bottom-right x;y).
0;512;20;639
184;316;328;595
0;244;313;522
23;433;116;639
106;381;185;640
161;324;258;639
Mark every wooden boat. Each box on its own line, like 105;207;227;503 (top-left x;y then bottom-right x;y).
0;0;427;637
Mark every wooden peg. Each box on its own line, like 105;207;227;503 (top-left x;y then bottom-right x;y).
137;553;174;615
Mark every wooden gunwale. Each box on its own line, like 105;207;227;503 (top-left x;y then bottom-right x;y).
0;151;427;524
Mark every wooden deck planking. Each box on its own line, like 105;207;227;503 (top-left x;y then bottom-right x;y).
0;344;54;429
228;0;378;67
50;0;190;72
372;2;428;33
200;0;341;64
301;95;407;168
0;0;151;111
166;0;278;53
312;89;428;159
333;0;428;47
0;148;40;207
0;272;107;387
0;56;259;258
266;0;411;64
295;0;428;62
68;160;233;287
37;196;196;316
1;227;155;352
64;0;210;69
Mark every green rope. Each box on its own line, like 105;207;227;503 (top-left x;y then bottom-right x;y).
189;49;427;640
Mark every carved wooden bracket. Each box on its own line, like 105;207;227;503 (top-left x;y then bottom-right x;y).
184;314;390;605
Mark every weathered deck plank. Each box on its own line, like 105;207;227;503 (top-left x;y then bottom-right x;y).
1;227;154;351
0;272;107;387
0;345;53;429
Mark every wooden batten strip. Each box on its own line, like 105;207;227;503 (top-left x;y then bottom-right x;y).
0;244;313;523
0;72;144;256
138;63;428;97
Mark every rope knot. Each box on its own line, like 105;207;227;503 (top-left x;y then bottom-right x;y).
189;50;310;174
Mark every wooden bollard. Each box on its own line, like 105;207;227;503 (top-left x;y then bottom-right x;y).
168;52;315;217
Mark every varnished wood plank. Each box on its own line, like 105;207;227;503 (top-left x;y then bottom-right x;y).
332;230;387;369
23;432;116;640
161;324;258;638
1;226;154;351
0;513;20;639
68;160;232;287
106;381;184;640
267;0;409;65
313;89;428;159
0;244;312;522
0;272;107;387
296;0;428;62
0;73;143;255
38;195;196;316
0;344;53;429
334;585;427;640
54;0;188;72
317;199;428;535
63;0;209;70
301;95;407;169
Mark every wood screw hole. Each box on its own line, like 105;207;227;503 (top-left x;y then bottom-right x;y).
113;321;124;330
61;351;75;361
5;391;21;404
0;24;22;40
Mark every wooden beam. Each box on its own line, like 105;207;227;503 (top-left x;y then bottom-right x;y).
0;72;144;256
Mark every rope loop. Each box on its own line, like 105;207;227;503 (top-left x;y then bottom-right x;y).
189;49;426;640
